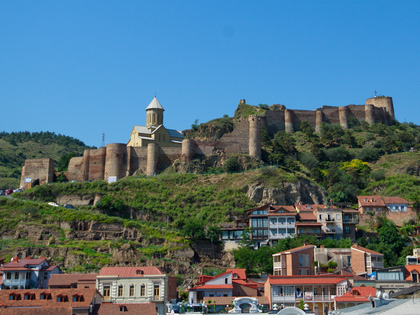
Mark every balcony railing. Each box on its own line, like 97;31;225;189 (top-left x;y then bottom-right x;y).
272;294;334;303
324;229;336;234
343;218;359;224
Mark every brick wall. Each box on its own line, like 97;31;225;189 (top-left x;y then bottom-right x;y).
351;248;366;275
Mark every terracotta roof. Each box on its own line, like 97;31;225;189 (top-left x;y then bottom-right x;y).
298;212;317;221
383;196;410;204
0;288;98;309
342;209;359;213
267;212;297;216
226;269;247;280
0;307;72;315
405;265;420;281
48;273;98;287
335;286;376;302
98;266;163;277
203;296;269;305
270;205;297;212
351;244;383;256
190;284;233;290
267;275;350;285
2;257;47;267
357;196;386;207
97;302;157;315
273;245;315;256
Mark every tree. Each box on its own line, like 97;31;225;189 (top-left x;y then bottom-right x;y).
225;157;241;173
182;219;206;240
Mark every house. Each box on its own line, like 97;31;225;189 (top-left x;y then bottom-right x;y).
342;209;359;240
337;297;420;315
351;245;384;275
357;196;387;214
188;268;263;304
315;246;352;273
273;245;316;276
264;275;351;315
314;205;344;239
334;285;376;310
383;197;410;212
96;266;176;315
296;211;322;239
0;288;101;314
48;273;98;289
202;296;269;313
0;256;61;290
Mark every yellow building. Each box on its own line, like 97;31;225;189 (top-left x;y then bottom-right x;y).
127;97;183;147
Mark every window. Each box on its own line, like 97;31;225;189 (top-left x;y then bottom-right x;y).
347;256;352;267
136;269;144;275
14;272;19;280
336;214;340;220
287;218;295;223
345;226;350;234
299;269;310;275
319;214;323;220
9;294;20;300
118;285;123;296
44;273;48;280
129;284;134;296
57;295;68;302
298;228;304;234
225;278;228;284
299;255;309;267
154;284;160;299
40;293;51;300
314;228;319;233
26;272;30;280
251;218;268;228
6;272;11;280
120;306;128;312
24;293;35;300
140;284;145;296
73;295;84;302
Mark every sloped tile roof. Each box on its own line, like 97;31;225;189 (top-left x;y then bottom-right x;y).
273;245;315;256
351;244;383;256
297;211;317;221
190;284;233;290
357;196;386;207
0;288;97;309
98;266;163;277
405;265;420;281
335;286;376;302
48;273;98;287
383;196;410;205
226;269;247;280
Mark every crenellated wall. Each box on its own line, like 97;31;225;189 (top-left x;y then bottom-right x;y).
23;96;396;184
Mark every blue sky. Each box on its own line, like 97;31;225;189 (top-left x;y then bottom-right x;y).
1;1;419;147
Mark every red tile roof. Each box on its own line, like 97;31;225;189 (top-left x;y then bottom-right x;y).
226;269;247;280
405;265;420;281
48;273;98;287
297;211;317;221
351;244;383;256
383;196;410;204
357;196;386;207
98;266;163;277
0;288;98;309
335;286;376;302
97;303;157;315
190;284;233;290
267;275;351;285
273;245;315;256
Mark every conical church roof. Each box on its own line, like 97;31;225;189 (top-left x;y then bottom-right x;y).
146;97;164;111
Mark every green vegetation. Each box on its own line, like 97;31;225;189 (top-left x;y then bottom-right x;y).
0;131;94;189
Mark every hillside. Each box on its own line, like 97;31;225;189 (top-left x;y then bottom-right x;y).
0;131;94;189
2;169;326;277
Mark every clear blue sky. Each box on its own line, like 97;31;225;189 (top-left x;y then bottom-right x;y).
1;1;419;147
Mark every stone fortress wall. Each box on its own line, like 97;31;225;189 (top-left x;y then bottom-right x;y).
20;96;395;185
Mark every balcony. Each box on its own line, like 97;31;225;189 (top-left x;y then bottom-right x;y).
269;222;295;228
325;218;335;222
272;294;334;303
343;218;359;224
2;279;35;288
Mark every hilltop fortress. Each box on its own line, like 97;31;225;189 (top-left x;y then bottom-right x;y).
20;96;395;186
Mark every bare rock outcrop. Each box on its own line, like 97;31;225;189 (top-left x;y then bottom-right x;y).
243;178;327;205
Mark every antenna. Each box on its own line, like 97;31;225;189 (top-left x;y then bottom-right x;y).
374;90;377;97
101;133;105;147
